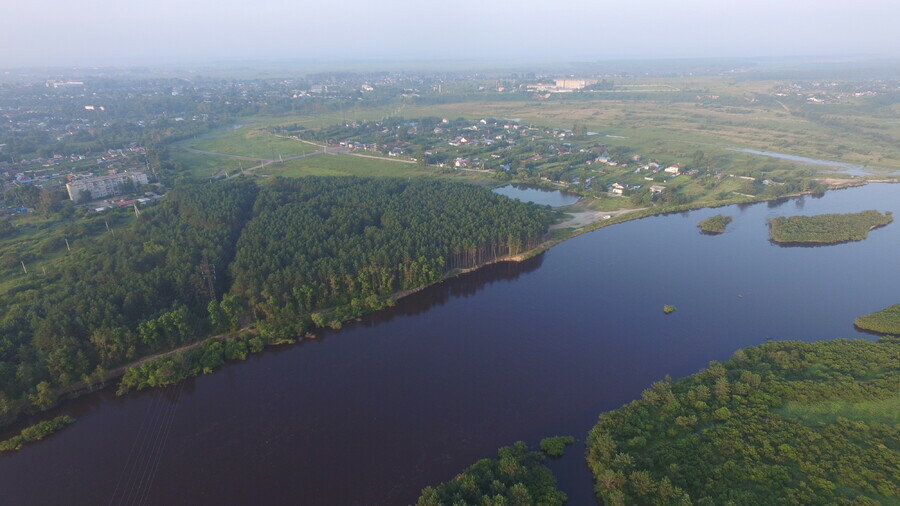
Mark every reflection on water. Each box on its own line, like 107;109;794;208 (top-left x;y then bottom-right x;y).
362;254;545;327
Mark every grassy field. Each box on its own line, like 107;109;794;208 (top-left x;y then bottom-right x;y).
778;392;900;426
168;150;252;179
174;126;320;159
258;153;487;182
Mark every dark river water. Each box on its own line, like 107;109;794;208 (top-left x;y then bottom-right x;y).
1;184;898;506
493;184;581;207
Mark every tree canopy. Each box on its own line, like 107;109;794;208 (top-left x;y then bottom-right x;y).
416;441;567;506
586;337;899;505
768;210;892;244
0;176;551;427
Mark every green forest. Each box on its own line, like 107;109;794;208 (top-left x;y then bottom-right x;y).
586;337;899;505
698;214;732;234
415;441;567;506
855;304;900;335
768;210;893;244
0;177;551;427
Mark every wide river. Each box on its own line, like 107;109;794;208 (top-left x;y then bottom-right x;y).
1;184;898;505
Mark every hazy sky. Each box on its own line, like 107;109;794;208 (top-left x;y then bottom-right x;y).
3;0;898;67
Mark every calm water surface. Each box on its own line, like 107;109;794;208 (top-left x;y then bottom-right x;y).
493;184;580;207
1;184;898;505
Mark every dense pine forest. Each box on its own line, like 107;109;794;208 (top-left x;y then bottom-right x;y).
229;177;552;339
0;177;552;427
586;337;899;505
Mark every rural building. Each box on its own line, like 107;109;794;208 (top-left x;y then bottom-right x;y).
66;171;149;202
555;78;599;90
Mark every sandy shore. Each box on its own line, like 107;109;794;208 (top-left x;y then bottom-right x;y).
551;207;646;230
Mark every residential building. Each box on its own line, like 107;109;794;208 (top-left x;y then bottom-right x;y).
66;171;149;202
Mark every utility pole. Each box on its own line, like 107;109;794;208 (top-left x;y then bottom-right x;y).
21;261;27;274
65;238;71;251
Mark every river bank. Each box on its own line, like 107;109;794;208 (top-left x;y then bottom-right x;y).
3;182;899;505
9;179;898;440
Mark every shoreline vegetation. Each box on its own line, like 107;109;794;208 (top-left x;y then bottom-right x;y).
416;441;568;505
768;210;893;245
0;416;74;452
854;304;900;335
4;180;896;437
698;214;733;234
416;336;900;504
586;336;899;505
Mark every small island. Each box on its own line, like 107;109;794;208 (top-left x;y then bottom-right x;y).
663;305;677;314
768;210;892;245
539;435;575;458
855;304;900;335
698;214;733;234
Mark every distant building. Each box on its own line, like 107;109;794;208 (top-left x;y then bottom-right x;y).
664;165;682;175
554;78;599;90
66;172;149;202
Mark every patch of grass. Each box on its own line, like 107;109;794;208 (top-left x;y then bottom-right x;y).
179;127;319;160
777;392;900;426
258;154;485;181
169;150;250;179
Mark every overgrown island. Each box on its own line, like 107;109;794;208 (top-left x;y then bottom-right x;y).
698;214;733;234
855;304;900;335
768;210;893;244
416;335;899;505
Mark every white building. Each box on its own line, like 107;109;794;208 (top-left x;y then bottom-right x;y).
66;172;149;202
